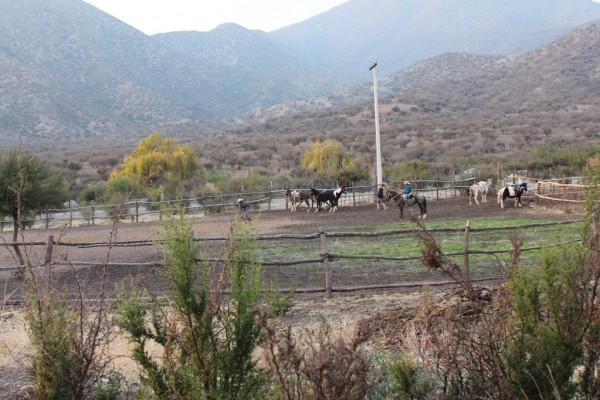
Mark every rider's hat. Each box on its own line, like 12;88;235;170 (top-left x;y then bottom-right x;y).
236;198;244;203
404;181;410;185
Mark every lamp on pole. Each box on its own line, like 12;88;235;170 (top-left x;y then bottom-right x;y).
370;61;383;185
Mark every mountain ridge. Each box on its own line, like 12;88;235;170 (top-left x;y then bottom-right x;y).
1;0;599;148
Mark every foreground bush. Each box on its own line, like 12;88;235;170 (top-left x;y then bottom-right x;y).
116;213;265;399
26;224;118;399
411;178;600;399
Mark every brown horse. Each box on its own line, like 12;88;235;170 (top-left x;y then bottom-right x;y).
387;190;427;219
285;188;313;212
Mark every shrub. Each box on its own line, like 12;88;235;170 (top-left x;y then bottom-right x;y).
116;210;267;399
25;224;119;399
259;311;374;400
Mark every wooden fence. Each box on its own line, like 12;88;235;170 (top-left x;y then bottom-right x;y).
534;180;598;204
0;219;582;301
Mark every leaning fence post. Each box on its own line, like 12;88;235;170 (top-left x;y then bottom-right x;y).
319;227;331;299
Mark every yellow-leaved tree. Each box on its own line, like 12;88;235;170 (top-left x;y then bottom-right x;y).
300;139;353;177
111;133;201;188
300;139;370;183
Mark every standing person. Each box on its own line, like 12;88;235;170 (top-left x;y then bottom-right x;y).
236;198;251;221
402;181;413;200
376;184;388;210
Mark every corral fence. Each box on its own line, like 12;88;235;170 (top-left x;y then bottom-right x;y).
0;219;582;302
0;178;479;231
534;179;598;205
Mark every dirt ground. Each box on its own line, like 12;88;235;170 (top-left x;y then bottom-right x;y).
0;194;576;298
0;195;581;398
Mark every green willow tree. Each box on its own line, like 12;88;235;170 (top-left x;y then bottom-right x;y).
0;149;66;265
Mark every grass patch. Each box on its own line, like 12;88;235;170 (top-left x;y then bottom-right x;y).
252;217;584;279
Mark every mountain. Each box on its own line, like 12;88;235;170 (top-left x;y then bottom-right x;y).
153;24;344;94
271;0;600;80
203;23;600;173
233;53;506;125
0;0;343;146
1;0;600;148
398;23;600;114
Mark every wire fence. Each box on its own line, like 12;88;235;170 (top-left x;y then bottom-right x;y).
3;176;593;232
0;178;479;231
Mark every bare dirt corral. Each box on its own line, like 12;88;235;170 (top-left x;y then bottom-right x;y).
0;196;581;398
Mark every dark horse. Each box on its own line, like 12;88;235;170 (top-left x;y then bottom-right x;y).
310;186;347;213
387;190;427;219
497;182;528;208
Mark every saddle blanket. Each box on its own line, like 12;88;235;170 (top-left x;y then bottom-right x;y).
508;187;516;196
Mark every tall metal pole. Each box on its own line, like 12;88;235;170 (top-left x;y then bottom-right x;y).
370;62;383;185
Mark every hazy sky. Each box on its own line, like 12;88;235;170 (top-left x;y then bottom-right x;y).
83;0;349;34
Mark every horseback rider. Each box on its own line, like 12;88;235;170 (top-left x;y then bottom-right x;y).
402;181;413;200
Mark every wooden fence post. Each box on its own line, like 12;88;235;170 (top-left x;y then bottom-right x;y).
91;206;95;225
319;227;331;299
135;201;139;223
463;220;470;277
159;193;164;221
268;182;272;211
44;235;54;290
463;220;475;299
45;212;49;229
69;203;73;228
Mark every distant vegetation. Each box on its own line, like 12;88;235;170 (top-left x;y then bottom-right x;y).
7;24;600;198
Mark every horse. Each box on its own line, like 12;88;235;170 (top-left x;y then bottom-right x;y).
311;186;347;213
469;178;493;205
388;189;427;219
285;188;313;212
497;182;528;208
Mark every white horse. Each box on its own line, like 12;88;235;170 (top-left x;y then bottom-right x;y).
469;178;493;205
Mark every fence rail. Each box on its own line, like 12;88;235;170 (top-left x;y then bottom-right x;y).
0;179;479;231
0;220;583;301
534;180;600;204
